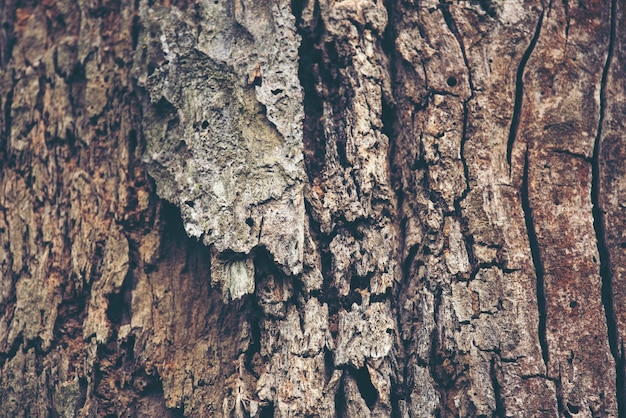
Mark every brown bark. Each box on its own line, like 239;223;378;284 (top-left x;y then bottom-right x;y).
0;0;624;417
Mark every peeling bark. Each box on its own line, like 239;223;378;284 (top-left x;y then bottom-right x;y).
0;0;624;417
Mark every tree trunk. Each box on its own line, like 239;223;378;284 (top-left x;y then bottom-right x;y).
0;0;624;416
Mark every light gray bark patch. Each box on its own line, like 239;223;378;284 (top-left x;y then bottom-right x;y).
134;1;305;298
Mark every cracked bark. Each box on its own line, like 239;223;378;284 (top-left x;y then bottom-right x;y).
0;0;624;417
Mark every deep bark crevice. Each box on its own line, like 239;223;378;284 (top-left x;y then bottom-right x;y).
334;373;346;418
353;366;379;410
555;376;574;418
506;9;544;168
592;0;624;414
521;147;549;369
561;0;570;38
293;0;326;182
259;402;275;418
106;270;133;327
489;357;505;418
2;85;13;161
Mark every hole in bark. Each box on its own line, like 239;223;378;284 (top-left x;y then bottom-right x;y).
350;275;370;292
271;88;283;95
184;200;195;208
245;217;254;227
336;140;348;166
478;0;498;17
201;120;209;129
567;403;580;414
154;97;176;118
570;300;578;308
259;403;274;418
446;76;457;87
354;367;378;410
106;271;132;326
620;242;626;249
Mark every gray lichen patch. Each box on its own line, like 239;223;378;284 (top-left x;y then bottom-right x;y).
134;0;305;298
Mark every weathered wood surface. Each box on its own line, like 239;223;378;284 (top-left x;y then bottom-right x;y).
0;0;623;416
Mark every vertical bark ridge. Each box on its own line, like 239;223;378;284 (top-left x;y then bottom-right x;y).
592;0;624;414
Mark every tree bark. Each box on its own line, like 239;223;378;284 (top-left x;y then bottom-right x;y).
0;0;624;416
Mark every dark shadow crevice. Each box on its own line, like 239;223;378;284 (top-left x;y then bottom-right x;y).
334;373;346;418
592;0;624;414
259;402;275;418
521;147;549;369
1;85;13;164
490;357;506;418
354;366;379;410
506;9;544;168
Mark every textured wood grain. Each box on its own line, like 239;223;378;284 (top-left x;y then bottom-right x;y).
0;0;623;417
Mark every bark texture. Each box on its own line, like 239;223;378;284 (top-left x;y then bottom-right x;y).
0;0;624;417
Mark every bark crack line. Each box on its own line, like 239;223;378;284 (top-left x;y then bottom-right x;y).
561;0;570;39
490;357;506;418
521;146;549;371
439;1;476;283
591;0;624;413
380;3;415;413
2;85;13;162
506;9;544;169
439;1;473;196
438;0;475;95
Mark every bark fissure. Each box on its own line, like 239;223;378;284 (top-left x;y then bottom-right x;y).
561;0;570;38
592;0;624;413
2;85;12;159
490;357;505;418
458;103;470;199
550;148;591;162
521;147;549;369
381;5;415;414
438;0;474;95
506;10;544;168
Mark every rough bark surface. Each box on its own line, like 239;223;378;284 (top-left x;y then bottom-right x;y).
0;0;623;417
